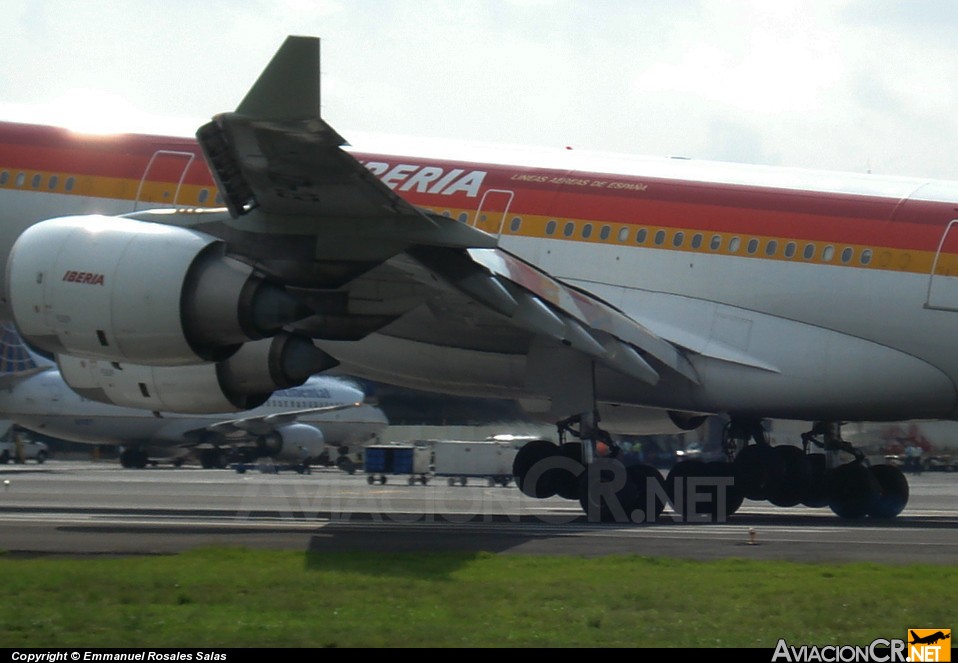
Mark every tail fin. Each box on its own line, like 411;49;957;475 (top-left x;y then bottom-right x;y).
0;323;50;375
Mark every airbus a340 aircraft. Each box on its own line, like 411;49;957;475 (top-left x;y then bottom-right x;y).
0;325;388;468
0;36;953;521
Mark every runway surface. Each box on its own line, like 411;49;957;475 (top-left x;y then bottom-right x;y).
1;460;957;563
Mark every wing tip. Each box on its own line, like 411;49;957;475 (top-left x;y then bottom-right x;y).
236;35;321;120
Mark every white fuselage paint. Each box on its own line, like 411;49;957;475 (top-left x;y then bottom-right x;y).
3;137;958;424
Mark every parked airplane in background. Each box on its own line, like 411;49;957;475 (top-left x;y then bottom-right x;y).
0;325;388;468
3;36;957;519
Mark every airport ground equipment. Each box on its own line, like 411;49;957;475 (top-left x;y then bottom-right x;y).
364;444;431;485
433;440;518;486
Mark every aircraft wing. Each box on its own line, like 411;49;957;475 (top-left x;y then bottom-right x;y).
192;36;702;410
186;401;363;440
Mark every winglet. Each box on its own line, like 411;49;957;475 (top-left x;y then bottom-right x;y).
236;36;321;120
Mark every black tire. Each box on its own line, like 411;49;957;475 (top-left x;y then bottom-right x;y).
35;451;47;464
801;454;830;508
577;458;638;523
627;463;667;523
666;460;705;522
868;464;909;519
733;444;776;501
667;460;738;522
826;462;879;519
513;440;560;498
554;442;584;500
0;450;9;464
765;445;812;507
705;461;744;518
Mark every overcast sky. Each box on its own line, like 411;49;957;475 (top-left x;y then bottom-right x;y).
3;0;958;180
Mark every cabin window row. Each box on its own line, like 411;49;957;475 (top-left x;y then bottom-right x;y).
532;217;874;266
0;170;222;205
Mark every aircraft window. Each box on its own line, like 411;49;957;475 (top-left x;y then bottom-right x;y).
654;230;666;245
803;243;815;260
636;228;648;244
691;234;703;249
48;175;58;190
765;240;778;256
861;249;873;265
15;172;25;187
510;217;522;232
581;223;593;239
841;247;853;263
710;235;721;250
65;177;75;192
673;231;685;247
746;238;759;254
0;171;7;185
617;227;630;242
728;237;741;253
215;192;224;204
442;210;452;218
822;245;835;262
563;222;575;237
458;212;468;223
546;220;557;235
599;225;611;241
198;189;210;203
784;242;797;258
31;173;41;188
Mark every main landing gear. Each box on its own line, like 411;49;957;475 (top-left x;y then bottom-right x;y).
725;419;908;519
512;412;741;523
512;416;909;523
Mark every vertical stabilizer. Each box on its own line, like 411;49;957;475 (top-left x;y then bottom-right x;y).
0;323;49;375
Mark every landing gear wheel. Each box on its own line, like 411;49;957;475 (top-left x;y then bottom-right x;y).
627;463;666;523
826;462;879;519
199;449;223;469
733;444;777;501
555;442;584;500
667;460;736;522
577;458;638;523
513;440;561;498
706;461;744;518
765;445;812;508
801;454;830;508
120;449;148;469
868;464;909;519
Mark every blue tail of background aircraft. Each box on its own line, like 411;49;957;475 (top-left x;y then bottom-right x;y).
0;323;47;375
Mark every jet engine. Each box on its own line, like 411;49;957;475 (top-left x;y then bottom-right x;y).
7;215;309;365
256;423;325;462
56;333;337;413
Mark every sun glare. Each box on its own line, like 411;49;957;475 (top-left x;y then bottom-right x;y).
0;89;201;137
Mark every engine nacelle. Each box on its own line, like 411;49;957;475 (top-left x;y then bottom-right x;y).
57;333;338;413
7;215;308;365
256;423;326;462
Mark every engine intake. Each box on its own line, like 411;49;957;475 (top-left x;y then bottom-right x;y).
7;215;310;365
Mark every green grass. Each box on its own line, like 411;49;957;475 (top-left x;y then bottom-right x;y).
0;548;954;647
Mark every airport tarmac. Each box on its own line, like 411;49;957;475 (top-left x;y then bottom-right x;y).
1;459;957;563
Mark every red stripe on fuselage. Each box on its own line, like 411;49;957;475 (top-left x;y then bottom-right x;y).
0;121;954;253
